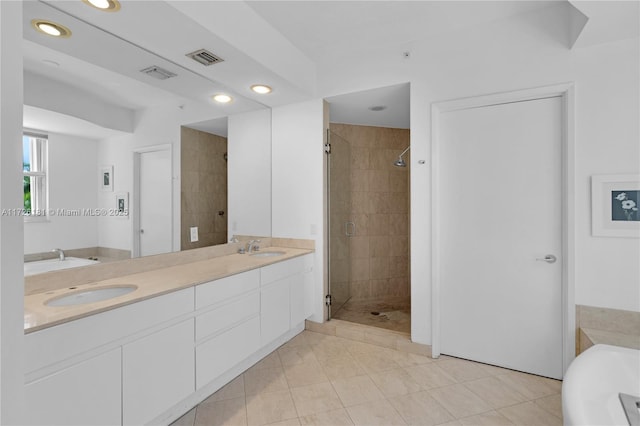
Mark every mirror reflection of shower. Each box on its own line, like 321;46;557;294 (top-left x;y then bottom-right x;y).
394;146;410;167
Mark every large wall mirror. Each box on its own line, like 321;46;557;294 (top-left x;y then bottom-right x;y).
22;1;272;276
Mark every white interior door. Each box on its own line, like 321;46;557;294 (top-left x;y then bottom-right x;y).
138;148;172;257
438;96;563;379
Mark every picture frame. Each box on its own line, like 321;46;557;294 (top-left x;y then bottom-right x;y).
101;165;114;192
592;174;640;238
115;192;129;219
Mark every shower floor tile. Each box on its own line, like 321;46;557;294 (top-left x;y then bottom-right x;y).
331;297;410;333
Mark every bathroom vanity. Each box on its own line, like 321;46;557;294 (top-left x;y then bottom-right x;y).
23;247;314;426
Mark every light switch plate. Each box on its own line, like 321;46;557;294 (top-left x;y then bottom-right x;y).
190;226;198;242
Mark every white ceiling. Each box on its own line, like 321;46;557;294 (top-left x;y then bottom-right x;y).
327;83;410;129
21;1;638;137
23;105;127;140
246;1;560;63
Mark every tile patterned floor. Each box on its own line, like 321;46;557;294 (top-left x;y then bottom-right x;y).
171;331;563;426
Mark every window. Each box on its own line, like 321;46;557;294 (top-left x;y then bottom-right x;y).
23;132;48;219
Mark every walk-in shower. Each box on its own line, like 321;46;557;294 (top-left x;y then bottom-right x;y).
326;124;411;333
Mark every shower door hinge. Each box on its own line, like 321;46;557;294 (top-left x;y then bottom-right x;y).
325;294;332;306
324;142;331;154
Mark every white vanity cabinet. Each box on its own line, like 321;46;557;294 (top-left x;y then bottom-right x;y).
24;252;315;426
123;319;195;425
260;254;310;346
24;348;122;426
24;288;194;426
194;269;261;389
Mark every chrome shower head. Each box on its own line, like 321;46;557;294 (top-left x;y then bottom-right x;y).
393;146;410;167
394;157;407;167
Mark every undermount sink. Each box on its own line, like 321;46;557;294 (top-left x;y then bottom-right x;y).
250;251;286;258
45;285;138;307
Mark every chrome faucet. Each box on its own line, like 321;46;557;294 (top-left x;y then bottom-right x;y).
247;239;261;253
52;248;65;261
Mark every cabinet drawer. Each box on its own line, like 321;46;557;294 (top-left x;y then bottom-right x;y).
25;288;194;374
196;269;259;310
25;348;121;426
261;257;305;286
196;316;260;389
196;292;259;341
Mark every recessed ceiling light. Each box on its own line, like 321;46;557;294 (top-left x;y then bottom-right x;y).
213;94;233;104
251;84;272;94
369;105;387;112
31;20;72;38
82;0;121;11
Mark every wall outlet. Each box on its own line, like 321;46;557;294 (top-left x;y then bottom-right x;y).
190;226;198;242
310;224;317;235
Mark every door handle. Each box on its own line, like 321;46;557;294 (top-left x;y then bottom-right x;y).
536;254;557;263
140;229;144;234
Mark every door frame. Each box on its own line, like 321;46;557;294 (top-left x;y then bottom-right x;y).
430;83;576;375
132;144;173;258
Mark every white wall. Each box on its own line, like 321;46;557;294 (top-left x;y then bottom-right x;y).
227;109;272;238
97;102;242;253
24;133;99;254
272;99;327;321
315;4;640;343
0;2;25;422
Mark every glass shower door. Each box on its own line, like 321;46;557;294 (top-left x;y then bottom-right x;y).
327;131;352;318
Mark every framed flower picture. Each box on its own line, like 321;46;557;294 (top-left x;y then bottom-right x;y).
592;174;640;238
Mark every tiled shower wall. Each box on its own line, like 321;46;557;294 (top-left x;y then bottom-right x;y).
180;127;228;250
330;123;410;301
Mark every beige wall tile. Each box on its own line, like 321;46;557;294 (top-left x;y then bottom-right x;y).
351;170;369;192
369;236;390;258
351;258;370;281
350;237;370;259
349;280;371;300
579;305;640;336
351;147;370;170
369;214;390;236
368;170;390;192
370;258;390;280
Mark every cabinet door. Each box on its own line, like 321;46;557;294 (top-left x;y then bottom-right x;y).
261;278;291;345
123;319;194;426
25;348;121;426
196;316;260;389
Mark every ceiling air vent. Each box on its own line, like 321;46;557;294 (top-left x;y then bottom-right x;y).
139;66;177;80
186;49;224;66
